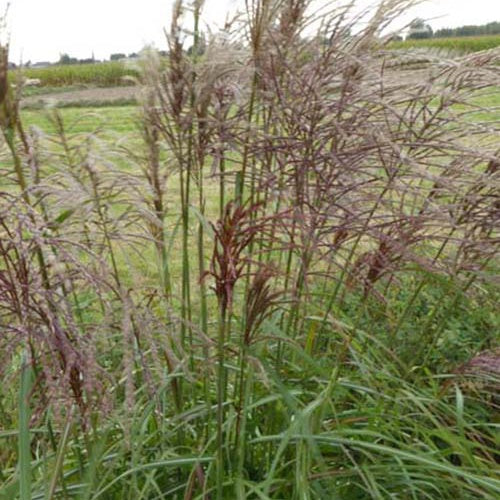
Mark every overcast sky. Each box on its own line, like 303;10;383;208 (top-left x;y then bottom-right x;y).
3;0;500;63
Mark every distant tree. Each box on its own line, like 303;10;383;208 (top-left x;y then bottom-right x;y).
434;21;500;39
485;21;500;35
59;53;78;65
110;53;126;61
434;28;454;38
128;52;138;59
407;18;433;40
186;32;207;57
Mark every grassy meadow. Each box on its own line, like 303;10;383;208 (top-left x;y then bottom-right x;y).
21;106;138;134
1;1;499;499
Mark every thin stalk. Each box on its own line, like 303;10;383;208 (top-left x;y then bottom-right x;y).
219;155;226;219
216;303;230;498
19;352;33;500
235;344;254;499
319;183;393;335
238;71;259;204
3;131;52;292
192;0;211;437
193;0;209;364
47;407;74;500
144;108;172;298
87;167;123;293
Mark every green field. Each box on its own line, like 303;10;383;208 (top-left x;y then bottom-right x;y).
391;34;500;53
22;106;138;133
21;85;500;132
14;61;139;87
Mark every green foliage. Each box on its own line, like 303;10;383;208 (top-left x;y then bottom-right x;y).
434;21;500;39
110;53;127;61
15;61;139;87
391;34;500;53
58;53;78;65
407;18;433;40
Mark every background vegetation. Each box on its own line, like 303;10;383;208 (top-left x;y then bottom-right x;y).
433;20;500;38
15;61;139;87
391;34;500;53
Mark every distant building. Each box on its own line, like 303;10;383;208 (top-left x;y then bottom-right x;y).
32;61;51;68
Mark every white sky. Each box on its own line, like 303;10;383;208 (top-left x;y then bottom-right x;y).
2;0;500;63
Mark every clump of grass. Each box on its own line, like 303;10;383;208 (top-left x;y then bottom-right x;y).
0;1;499;499
22;97;138;110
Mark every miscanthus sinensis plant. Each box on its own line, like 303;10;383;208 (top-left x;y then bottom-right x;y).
0;1;499;498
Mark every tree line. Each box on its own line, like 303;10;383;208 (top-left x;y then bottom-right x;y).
407;20;500;40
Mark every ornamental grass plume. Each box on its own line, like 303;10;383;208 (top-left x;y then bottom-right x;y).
0;1;499;498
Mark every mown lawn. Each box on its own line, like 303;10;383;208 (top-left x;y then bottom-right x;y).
21;105;139;135
20;84;500;134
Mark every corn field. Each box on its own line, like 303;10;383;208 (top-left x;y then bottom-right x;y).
17;61;139;87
